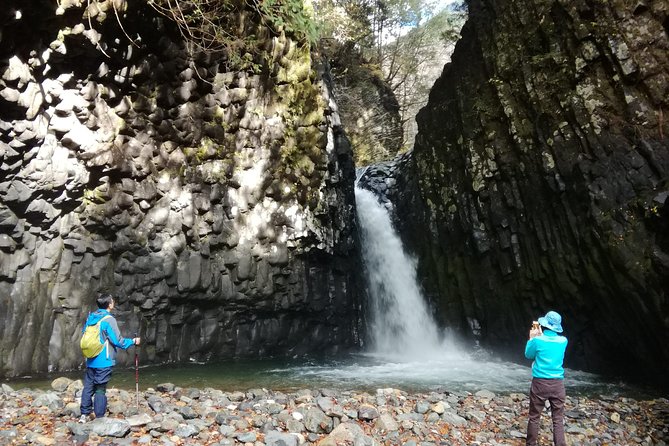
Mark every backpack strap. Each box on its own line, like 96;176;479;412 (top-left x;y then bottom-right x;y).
97;315;113;357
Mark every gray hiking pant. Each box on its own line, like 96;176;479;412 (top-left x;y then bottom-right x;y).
526;377;566;446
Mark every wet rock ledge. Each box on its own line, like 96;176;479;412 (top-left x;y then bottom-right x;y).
0;378;668;445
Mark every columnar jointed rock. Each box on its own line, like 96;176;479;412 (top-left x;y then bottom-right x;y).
366;0;669;384
0;0;363;377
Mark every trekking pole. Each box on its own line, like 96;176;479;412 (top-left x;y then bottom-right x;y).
134;332;139;411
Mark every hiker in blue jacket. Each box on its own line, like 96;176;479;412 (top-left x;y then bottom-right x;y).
525;310;568;446
79;293;140;422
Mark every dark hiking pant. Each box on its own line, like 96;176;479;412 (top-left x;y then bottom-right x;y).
80;366;113;418
526;377;566;446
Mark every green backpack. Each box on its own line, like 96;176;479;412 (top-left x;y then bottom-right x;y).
80;315;111;358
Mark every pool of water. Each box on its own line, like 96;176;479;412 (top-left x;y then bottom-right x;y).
4;351;652;399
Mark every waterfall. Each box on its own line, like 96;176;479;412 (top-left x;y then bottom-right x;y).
355;186;449;359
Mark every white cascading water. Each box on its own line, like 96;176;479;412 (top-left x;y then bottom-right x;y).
268;184;601;394
355;186;448;359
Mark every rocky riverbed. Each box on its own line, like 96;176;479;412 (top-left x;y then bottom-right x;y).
0;378;667;445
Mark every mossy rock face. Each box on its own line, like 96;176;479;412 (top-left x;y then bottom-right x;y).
362;0;669;385
0;0;363;377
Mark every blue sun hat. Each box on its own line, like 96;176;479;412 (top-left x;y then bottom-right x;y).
538;311;563;333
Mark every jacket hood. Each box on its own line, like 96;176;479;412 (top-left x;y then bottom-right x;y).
85;309;111;326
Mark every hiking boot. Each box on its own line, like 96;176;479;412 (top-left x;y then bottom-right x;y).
78;414;93;423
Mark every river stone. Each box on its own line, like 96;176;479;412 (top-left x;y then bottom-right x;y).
0;428;18;440
251;415;265;427
265;430;298;446
375;413;398;431
295;389;312;403
430;402;448;414
318;422;369;446
509;430;525;438
442;412;467;426
219;424;236;436
32;392;64;410
108;401;126;414
137;435;152;444
304;407;333;433
185;388;201;399
565;409;586;419
160;419;179;432
415;400;430;414
285;419;304;433
51;377;72;392
63;402;80;417
178;406;197;419
465;410;487;423
89;418;131;437
67;380;84;393
127;413;153;427
267;403;284;415
236;431;257;442
215;411;240;425
174;424;199;438
317;397;344;417
156;383;175;393
228;391;245;402
358;404;379;420
148;396;167;413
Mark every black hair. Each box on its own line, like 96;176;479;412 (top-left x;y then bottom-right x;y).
96;293;114;309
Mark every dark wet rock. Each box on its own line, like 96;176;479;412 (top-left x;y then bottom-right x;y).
358;0;669;386
156;383;175;393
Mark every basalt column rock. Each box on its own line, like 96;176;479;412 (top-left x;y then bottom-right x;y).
385;0;669;383
0;1;362;377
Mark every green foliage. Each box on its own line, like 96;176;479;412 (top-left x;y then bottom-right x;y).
256;0;320;45
313;0;374;46
147;0;319;68
317;0;466;156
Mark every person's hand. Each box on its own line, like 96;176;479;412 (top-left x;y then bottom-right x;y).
529;323;542;339
133;337;141;345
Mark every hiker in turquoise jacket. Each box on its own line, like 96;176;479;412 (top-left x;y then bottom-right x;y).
79;293;140;421
524;311;568;446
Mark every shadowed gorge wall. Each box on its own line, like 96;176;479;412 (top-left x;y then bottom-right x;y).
0;1;362;377
362;0;669;384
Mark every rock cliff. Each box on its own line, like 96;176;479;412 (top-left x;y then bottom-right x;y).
325;42;403;166
0;1;362;377
363;0;669;383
